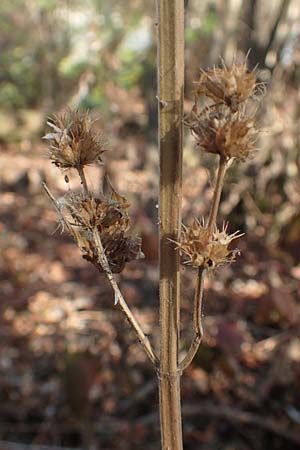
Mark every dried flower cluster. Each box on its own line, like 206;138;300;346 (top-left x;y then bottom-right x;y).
43;110;105;169
178;56;263;270
188;105;258;160
43;110;143;274
186;57;264;161
63;191;143;273
176;219;242;269
196;61;257;111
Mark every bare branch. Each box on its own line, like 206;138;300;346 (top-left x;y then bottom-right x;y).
92;228;159;367
77;166;89;196
179;267;206;371
207;156;228;236
42;182;73;234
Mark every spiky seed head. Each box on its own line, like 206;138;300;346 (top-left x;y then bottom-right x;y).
195;58;261;111
65;194;130;234
186;104;259;161
43;109;105;169
60;184;143;273
176;219;243;269
82;232;143;274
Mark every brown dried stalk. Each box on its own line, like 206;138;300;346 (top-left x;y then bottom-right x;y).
178;55;264;376
157;0;184;449
91;226;158;366
179;267;206;371
207;156;228;236
77;166;89;196
42;175;158;367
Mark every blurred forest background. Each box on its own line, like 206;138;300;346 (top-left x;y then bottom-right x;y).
1;0;300;449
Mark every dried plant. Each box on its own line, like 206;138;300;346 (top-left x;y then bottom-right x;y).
61;191;143;273
175;219;242;269
195;58;261;111
177;54;265;388
42;14;264;450
43;110;157;365
187;104;259;160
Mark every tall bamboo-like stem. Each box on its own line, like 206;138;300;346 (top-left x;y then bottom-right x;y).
157;1;184;449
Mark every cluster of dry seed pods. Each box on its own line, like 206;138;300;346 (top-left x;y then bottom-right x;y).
42;57;264;370
43;109;158;365
180;57;264;271
43;110;143;275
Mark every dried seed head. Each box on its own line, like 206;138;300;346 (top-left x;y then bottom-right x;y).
186;105;259;161
196;58;260;111
43;109;105;169
82;231;143;274
176;219;242;269
65;195;130;234
61;185;143;273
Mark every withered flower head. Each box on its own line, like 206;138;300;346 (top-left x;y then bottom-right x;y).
176;219;242;269
61;187;143;273
195;58;262;111
43;109;105;169
186;104;258;161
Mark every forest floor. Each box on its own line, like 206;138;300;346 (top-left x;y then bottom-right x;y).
0;136;300;450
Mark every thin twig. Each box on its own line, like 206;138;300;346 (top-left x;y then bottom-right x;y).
92;228;159;367
43;180;158;367
42;182;73;234
179;267;206;371
178;157;228;371
207;156;228;235
77;166;89;196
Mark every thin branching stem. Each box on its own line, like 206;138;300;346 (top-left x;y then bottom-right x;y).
43;179;158;367
77;166;89;196
42;182;73;234
179;267;206;371
92;228;159;367
178;156;228;371
207;156;228;235
74;167;158;365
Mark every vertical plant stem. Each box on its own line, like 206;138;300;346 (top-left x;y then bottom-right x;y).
207;156;228;235
157;1;184;449
179;267;206;371
77;166;89;196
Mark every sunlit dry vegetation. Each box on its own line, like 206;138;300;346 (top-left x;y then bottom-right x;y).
0;1;300;449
